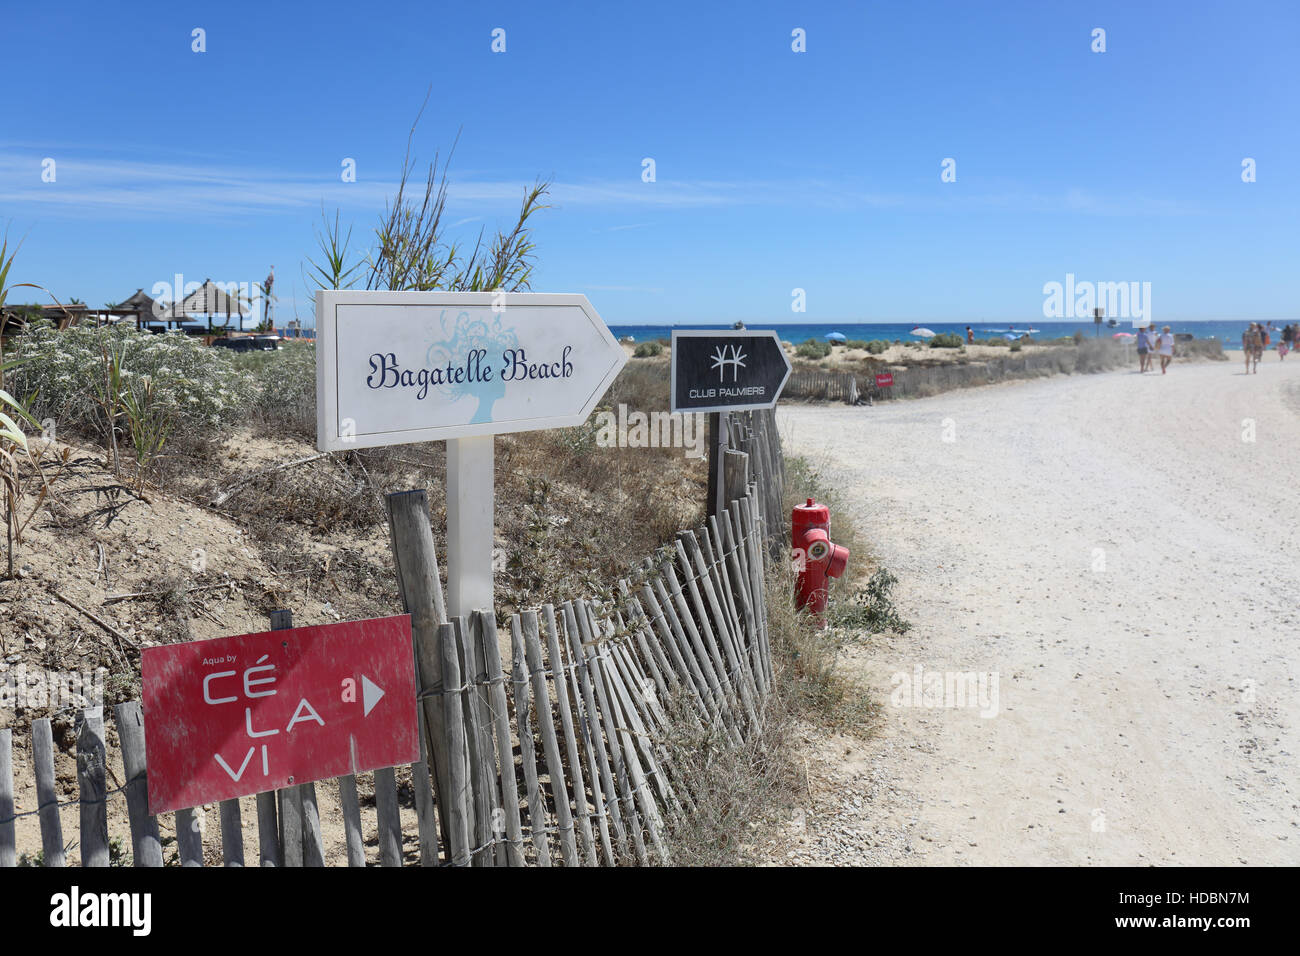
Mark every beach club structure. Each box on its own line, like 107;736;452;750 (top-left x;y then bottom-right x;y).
0;278;313;343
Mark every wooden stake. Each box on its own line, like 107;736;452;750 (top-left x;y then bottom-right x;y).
509;615;551;866
0;729;14;868
522;610;579;867
76;708;109;867
114;701;162;867
559;603;614;865
541;604;595;865
438;621;472;866
476;612;525;866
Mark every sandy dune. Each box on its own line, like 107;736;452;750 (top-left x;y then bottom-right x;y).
775;359;1300;865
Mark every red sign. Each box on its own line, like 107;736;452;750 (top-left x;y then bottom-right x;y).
875;372;894;388
141;615;419;814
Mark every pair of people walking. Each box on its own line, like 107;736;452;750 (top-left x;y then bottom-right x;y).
1240;322;1296;371
1136;325;1175;374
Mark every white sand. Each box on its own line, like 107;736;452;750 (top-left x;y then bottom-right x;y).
773;358;1300;865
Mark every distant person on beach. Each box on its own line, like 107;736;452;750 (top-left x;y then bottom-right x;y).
1136;326;1151;372
1242;323;1261;374
1157;325;1175;374
966;325;974;344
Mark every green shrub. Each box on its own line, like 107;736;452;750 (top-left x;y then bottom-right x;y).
929;333;963;349
865;339;888;354
1009;341;1023;352
795;339;832;360
829;568;912;635
633;341;663;358
841;339;869;350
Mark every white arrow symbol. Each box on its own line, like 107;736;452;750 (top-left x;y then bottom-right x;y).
361;675;385;717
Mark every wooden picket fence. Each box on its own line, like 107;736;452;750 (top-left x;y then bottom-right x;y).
0;486;776;867
716;407;786;564
783;369;860;405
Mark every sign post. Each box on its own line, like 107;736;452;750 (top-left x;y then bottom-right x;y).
670;329;791;517
446;435;494;617
316;291;627;617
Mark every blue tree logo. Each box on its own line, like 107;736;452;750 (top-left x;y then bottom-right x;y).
425;309;518;424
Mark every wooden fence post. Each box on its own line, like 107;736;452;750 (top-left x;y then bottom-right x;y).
373;767;403;866
256;791;280;867
707;410;730;518
76;708;109;867
477;612;525;866
457;615;496;867
438;621;472;866
509;615;552;866
114;701;163;867
336;775;366;866
541;603;596;864
32;718;64;866
385;489;454;857
558;604;615;865
219;798;244;867
0;729;14;867
521;609;579;866
175;806;204;866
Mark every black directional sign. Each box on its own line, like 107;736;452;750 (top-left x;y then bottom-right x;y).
670;329;792;413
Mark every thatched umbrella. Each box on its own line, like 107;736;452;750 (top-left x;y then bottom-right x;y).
115;288;163;330
176;279;248;332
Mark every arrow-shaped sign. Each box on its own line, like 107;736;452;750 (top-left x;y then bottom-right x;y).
670;330;792;413
361;674;385;717
315;291;627;451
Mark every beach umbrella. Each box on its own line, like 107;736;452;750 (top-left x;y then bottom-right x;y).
1112;332;1134;339
824;332;847;342
911;326;936;338
1002;333;1019;340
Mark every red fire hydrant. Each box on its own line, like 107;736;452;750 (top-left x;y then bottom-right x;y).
793;498;849;621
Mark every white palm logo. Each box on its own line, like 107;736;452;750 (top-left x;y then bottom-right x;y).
710;344;747;382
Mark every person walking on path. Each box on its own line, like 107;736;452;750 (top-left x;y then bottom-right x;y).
1136;326;1151;372
1157;325;1175;374
1242;323;1262;374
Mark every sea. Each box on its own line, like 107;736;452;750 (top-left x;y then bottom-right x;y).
607;320;1290;352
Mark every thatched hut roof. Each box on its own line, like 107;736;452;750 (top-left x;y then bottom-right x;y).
174;279;247;317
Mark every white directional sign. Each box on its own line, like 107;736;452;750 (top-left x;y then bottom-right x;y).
315;291;627;451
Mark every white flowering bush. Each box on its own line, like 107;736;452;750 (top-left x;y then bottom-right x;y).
232;343;317;438
9;320;255;439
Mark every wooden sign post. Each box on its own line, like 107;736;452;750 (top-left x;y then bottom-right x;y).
670;329;791;517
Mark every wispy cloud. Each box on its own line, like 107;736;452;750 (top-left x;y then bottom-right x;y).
0;151;1206;221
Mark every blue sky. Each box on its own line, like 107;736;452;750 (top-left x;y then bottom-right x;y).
2;0;1296;326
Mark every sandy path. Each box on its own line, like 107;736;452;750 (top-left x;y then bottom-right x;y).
772;359;1300;865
